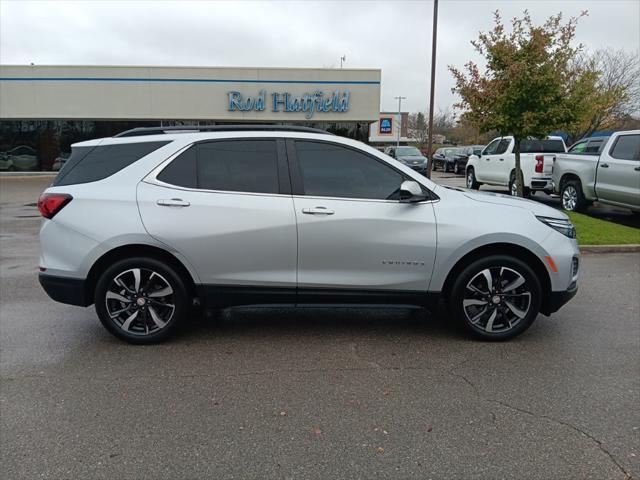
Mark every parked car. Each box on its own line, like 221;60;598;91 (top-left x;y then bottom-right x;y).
0;152;14;171
38;125;579;344
52;152;70;171
452;145;484;175
2;145;38;171
384;145;428;174
552;131;639;213
466;136;566;196
432;147;456;171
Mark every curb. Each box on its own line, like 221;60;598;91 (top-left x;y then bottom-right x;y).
580;244;640;253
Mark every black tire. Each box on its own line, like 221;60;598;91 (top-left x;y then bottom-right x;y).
453;162;461;175
449;255;542;341
95;256;189;344
560;179;588;212
466;167;480;189
444;162;451;173
509;172;530;198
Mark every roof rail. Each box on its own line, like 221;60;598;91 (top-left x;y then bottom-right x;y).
114;125;334;137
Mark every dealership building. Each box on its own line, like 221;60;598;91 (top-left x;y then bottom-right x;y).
0;65;381;170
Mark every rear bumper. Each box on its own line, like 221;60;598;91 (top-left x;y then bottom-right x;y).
541;285;578;315
530;178;553;190
39;273;91;307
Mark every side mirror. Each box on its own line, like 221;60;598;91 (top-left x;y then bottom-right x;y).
399;180;428;203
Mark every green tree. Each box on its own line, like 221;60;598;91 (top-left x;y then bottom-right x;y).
450;10;597;196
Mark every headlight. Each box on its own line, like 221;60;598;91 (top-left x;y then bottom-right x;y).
536;216;576;239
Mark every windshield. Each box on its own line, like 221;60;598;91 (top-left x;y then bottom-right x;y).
521;139;565;153
395;147;422;156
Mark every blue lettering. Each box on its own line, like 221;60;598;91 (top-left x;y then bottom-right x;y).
228;91;243;111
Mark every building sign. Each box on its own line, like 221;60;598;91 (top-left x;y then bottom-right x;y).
228;90;349;119
379;116;393;135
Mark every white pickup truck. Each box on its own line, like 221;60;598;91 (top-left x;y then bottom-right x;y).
552;130;640;213
466;136;567;196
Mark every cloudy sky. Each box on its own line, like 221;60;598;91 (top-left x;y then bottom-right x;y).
1;0;638;113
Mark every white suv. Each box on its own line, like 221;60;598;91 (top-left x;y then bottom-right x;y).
38;126;580;344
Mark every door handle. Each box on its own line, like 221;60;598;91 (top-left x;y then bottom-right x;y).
499;158;504;161
634;166;640;171
302;207;334;215
157;198;190;207
600;163;609;168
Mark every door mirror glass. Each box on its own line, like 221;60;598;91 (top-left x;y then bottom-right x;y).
399;180;427;203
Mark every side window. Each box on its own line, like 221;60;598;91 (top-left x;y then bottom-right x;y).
53;141;170;186
568;140;588;154
496;139;511;155
157;146;197;188
585;139;604;155
483;139;500;155
295;141;404;200
197;140;279;193
609;135;640;161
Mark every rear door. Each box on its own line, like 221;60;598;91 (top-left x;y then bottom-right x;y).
595;133;640;208
287;139;437;299
137;138;297;304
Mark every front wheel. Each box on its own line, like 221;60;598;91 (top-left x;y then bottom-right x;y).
466;168;480;189
449;255;542;341
95;257;189;344
453;162;460;175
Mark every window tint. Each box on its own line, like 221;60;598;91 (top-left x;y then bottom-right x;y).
568;140;588;154
520;139;565;153
610;134;640;160
197;140;279;193
483;139;501;155
585;139;605;154
157;146;197;188
295;141;404;200
53;141;170;186
496;139;511;154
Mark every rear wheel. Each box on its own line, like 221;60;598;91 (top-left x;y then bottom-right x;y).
449;255;542;341
453;162;461;175
560;179;587;212
509;172;530;197
466;168;480;189
95;257;189;344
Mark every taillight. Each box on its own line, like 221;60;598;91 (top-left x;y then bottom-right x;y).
37;193;72;219
535;155;544;173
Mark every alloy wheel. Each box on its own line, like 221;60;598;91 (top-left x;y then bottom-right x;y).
562;185;578;211
510;180;518;196
462;266;532;333
105;268;175;336
466;171;474;188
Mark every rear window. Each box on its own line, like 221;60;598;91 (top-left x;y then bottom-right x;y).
610;134;640;160
520;139;565;153
53;141;170;186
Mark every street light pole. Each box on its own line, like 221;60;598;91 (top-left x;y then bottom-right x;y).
425;0;439;179
394;95;406;148
340;55;346;69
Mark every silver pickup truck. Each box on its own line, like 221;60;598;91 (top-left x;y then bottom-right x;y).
553;130;640;213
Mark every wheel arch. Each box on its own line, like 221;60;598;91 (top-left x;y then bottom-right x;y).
441;242;553;315
558;172;582;192
86;244;198;304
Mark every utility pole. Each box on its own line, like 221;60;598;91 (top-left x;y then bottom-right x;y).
425;0;439;179
340;55;346;69
394;96;406;148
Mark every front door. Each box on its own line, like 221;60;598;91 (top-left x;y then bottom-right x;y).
137;138;297;305
287;139;437;302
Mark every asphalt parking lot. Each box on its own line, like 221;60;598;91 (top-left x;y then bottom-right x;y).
1;176;639;479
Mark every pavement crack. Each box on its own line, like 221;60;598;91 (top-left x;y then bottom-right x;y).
449;363;630;479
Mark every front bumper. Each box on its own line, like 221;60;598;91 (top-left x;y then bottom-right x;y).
39;273;91;307
541;285;578;315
